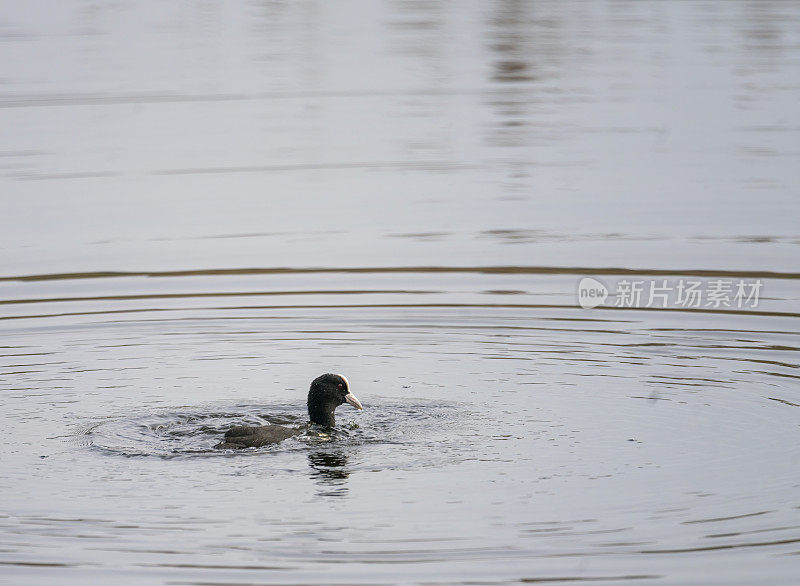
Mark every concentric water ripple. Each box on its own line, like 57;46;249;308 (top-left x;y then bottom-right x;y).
84;400;471;465
2;268;799;585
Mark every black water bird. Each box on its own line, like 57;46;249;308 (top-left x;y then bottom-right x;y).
216;373;362;449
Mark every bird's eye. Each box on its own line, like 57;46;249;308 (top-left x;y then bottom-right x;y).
337;383;343;389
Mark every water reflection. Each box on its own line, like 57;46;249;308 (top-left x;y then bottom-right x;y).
308;450;350;497
488;0;539;84
485;0;561;196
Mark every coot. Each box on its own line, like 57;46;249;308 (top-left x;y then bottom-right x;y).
215;373;363;449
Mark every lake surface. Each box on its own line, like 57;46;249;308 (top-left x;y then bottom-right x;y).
1;1;799;584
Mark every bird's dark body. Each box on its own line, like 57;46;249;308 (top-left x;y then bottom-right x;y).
215;373;361;449
216;424;302;449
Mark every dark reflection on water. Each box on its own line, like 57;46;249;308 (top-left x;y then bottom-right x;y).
308;450;350;497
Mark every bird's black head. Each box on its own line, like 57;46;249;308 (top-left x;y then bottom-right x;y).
307;373;363;427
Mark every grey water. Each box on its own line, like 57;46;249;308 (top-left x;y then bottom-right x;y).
1;2;800;584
